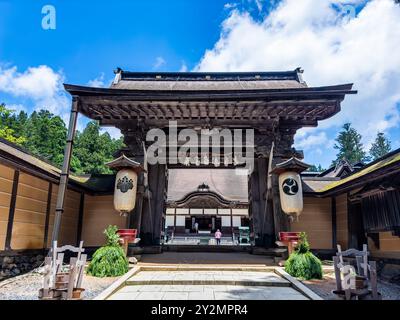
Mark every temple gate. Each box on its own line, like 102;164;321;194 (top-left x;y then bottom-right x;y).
53;68;355;249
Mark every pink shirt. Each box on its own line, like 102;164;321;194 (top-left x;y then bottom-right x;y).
215;231;222;239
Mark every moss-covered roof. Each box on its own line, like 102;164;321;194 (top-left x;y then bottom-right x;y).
0;138;114;193
314;149;400;194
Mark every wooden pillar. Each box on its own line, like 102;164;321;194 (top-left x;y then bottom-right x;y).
271;157;289;237
130;172;145;235
331;197;337;249
173;208;177;236
51;97;79;244
76;193;85;246
249;157;275;247
347;194;367;250
5;170;19;250
141;163;167;246
230;207;234;242
43;182;52;248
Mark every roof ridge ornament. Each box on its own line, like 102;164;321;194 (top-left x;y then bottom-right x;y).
113;67;122;85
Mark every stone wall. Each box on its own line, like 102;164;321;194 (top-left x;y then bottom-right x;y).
0;253;44;281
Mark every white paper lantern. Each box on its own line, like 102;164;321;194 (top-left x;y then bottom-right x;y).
278;171;303;216
113;168;138;213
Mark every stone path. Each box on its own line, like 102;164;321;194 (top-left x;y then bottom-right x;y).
107;270;308;300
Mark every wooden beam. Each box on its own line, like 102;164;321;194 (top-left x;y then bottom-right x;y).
43;182;53;248
5;170;19;250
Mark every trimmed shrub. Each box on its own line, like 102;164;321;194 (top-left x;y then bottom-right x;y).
284;232;323;280
87;225;128;277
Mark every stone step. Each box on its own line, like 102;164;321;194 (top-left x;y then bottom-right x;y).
126;279;291;287
126;270;290;287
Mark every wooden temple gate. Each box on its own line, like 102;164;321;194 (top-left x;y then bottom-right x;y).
52;69;355;248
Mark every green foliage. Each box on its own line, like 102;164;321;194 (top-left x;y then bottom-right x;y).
87;225;128;277
285;232;323;280
104;225;121;247
332;123;369;166
0;104;124;174
72;121;124;174
22;110;67;165
0;104;27;145
87;246;128;277
307;164;325;172
369;132;391;160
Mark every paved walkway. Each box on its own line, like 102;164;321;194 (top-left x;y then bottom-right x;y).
108;284;308;300
107;269;308;300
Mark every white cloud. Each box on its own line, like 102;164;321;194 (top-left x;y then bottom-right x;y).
153;56;166;69
0;64;70;119
179;61;188;72
197;0;400;153
295;131;333;150
101;127;122;140
4;103;27;113
87;72;107;88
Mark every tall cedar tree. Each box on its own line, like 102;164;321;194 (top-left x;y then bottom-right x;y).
369;132;391;160
0;104;27;144
332;123;368;166
0;105;123;174
72;121;124;174
23;110;67;166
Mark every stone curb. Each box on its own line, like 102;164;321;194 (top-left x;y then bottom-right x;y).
274;267;323;300
92;266;141;300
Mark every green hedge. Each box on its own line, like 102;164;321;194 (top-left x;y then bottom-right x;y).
87;225;128;277
284;232;323;280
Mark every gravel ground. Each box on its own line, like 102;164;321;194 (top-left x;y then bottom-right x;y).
302;271;400;300
0;268;119;300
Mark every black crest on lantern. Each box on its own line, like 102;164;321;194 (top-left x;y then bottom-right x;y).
117;176;134;193
282;178;299;196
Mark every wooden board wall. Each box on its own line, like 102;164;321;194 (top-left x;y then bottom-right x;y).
46;185;81;247
0;164;14;250
369;232;400;253
81;195;127;247
11;173;48;250
336;194;348;249
291;197;332;249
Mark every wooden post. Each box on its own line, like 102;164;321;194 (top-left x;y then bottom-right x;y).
173;208;177;237
5;170;19;250
230;208;234;243
76;193;85;246
43;182;52;248
271;162;289;236
51;97;79;244
131;172;144;235
331;197;337;249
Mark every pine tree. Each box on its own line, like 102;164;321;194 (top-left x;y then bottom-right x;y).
308;164;325;172
332;123;368;166
23;110;67;164
72;121;124;174
369;132;391;160
0;104;27;145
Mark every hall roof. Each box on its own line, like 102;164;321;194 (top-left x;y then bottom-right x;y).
110;68;308;91
64;68;356;128
303;148;400;196
167;169;248;202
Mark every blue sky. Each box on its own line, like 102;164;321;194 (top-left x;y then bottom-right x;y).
1;0;400;169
